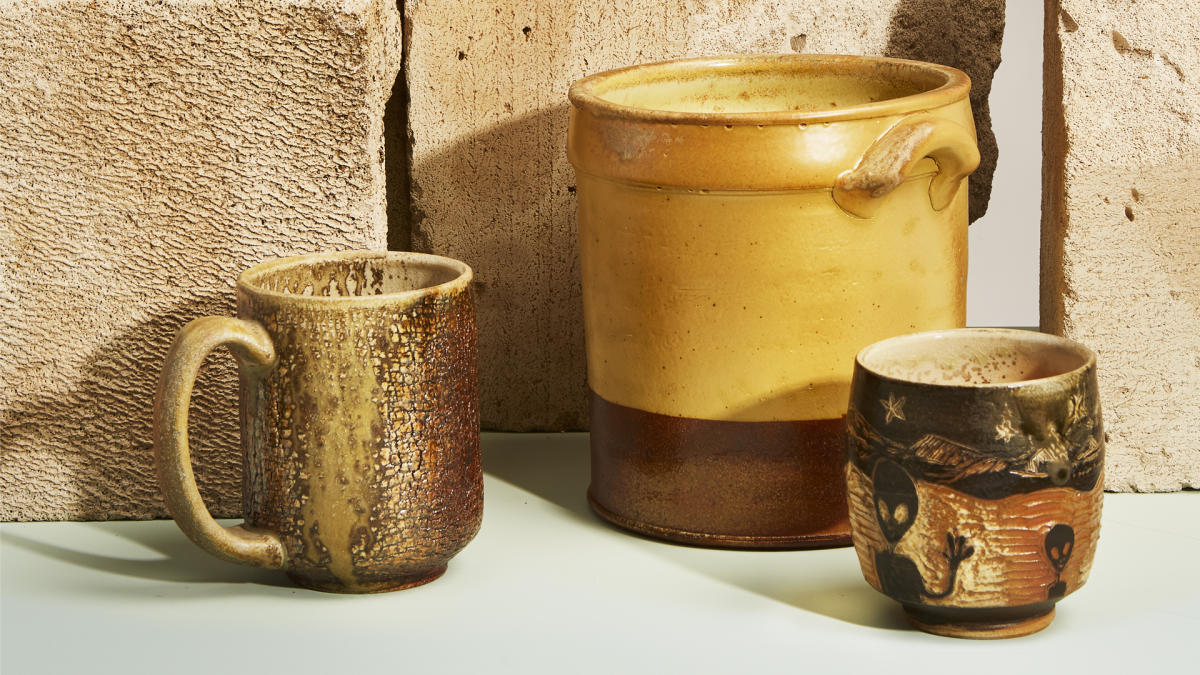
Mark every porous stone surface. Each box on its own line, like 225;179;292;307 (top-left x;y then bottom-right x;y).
404;0;1005;430
1042;0;1200;491
0;0;401;520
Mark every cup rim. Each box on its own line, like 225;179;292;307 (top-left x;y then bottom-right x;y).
568;53;971;126
855;328;1097;390
236;250;473;305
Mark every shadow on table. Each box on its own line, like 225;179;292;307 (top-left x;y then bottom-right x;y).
3;522;293;593
480;433;909;631
664;551;910;631
781;581;910;630
481;433;597;524
631;541;910;631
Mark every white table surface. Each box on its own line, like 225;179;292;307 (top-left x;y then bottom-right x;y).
2;433;1197;674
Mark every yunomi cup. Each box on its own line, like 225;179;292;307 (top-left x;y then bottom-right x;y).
845;329;1104;638
153;251;483;593
568;54;980;548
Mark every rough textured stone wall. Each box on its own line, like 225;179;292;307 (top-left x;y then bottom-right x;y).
404;0;1005;430
1042;0;1200;491
0;0;401;520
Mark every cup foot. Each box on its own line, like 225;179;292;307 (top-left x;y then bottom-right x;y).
903;603;1056;639
287;565;448;594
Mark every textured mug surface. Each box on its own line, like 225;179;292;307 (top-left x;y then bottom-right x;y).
153;251;482;593
568;54;980;548
845;328;1103;638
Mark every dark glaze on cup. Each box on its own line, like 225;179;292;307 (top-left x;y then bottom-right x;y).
154;251;482;593
845;328;1103;638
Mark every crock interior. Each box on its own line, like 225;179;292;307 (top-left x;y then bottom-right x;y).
242;255;465;299
859;331;1092;386
589;59;949;115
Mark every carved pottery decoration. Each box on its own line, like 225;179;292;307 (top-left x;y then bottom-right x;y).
845;328;1104;638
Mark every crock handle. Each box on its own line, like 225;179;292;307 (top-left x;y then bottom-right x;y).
153;316;286;570
833;113;980;219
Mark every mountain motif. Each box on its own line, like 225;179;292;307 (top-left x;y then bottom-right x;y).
846;401;1103;499
906;434;1010;481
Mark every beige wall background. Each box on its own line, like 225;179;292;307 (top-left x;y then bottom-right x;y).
1042;0;1200;491
2;1;1192;522
1;0;402;520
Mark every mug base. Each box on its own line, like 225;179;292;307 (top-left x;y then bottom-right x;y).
588;492;851;549
902;603;1056;639
287;565;448;594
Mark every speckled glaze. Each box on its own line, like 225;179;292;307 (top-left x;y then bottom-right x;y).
153;251;482;593
568;54;980;548
845;329;1103;638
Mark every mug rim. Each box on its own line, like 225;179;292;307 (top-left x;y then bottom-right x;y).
568;53;971;126
236;250;473;306
855;328;1097;390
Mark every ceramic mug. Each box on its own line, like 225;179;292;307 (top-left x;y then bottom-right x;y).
845;328;1103;638
153;251;483;593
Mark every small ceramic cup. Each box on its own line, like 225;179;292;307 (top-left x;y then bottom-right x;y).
153;251;482;593
844;328;1103;638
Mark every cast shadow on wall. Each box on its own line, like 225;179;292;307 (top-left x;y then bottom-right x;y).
0;296;244;521
399;102;586;432
885;0;1006;223
384;69;412;253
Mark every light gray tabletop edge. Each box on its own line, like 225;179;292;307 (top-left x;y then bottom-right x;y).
2;433;1196;674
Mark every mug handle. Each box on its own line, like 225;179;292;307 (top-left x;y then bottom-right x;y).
153;316;286;569
832;113;980;219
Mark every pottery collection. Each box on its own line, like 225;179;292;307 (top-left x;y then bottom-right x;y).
154;251;482;593
143;54;1102;638
568;54;979;548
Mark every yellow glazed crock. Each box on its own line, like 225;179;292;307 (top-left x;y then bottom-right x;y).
568;54;979;548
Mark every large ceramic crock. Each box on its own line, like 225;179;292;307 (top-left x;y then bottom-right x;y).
567;54;980;548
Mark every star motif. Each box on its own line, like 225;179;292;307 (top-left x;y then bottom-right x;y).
995;418;1020;442
880;392;906;424
1066;390;1087;426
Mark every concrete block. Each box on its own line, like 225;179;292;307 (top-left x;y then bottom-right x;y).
0;0;402;520
1042;0;1200;491
404;0;1004;430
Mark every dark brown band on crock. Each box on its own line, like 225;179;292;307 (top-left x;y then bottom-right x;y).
588;391;851;549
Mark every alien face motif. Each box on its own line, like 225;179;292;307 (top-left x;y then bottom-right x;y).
870;459;975;602
1044;523;1075;573
1044;523;1074;599
872;460;919;545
